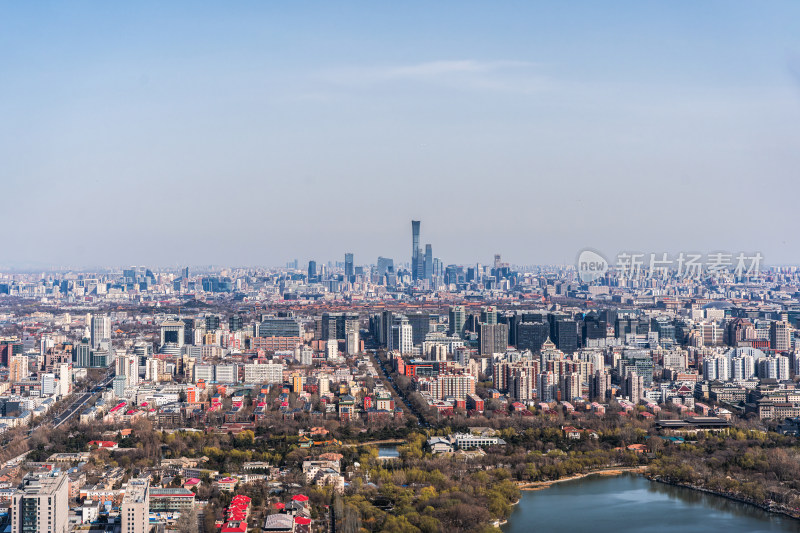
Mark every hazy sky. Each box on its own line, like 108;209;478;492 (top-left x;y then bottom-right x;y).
2;2;800;269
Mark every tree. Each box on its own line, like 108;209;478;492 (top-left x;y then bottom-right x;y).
175;508;198;533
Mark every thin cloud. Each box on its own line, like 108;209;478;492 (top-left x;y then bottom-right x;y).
316;59;549;94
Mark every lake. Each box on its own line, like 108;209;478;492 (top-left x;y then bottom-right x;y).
502;474;800;533
377;445;399;458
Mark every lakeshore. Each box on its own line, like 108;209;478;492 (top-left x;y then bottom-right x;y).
514;466;800;525
516;466;648;491
648;475;800;522
504;474;800;533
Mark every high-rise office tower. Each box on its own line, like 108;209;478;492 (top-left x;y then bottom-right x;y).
480;306;498;325
205;315;220;331
380;310;394;347
377;257;393;280
516;321;549;353
344;253;354;279
90;313;111;349
424;244;433;280
308;260;317;280
160;320;185;350
449;306;466;338
479;323;509;355
407;313;431;346
11;473;69;533
74;340;91;368
411;220;421;281
229;315;243;332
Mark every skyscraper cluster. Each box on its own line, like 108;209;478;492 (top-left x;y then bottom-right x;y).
411;220;437;283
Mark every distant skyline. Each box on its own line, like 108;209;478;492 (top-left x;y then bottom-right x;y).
2;2;800;267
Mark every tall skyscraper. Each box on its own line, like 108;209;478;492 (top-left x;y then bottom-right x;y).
344;253;354;279
424;244;433;280
411;220;421;281
308;260;317;280
377;257;393;279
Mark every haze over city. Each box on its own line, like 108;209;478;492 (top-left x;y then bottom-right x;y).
2;2;800;268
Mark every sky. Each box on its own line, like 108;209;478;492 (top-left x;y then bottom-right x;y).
2;1;800;269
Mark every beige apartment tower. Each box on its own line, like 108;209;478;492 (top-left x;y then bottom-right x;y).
121;478;150;533
11;473;69;533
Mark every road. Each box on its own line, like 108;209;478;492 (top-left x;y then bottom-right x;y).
50;372;115;429
369;350;427;426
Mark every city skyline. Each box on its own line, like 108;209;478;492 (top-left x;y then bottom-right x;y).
2;2;800;267
4;3;800;532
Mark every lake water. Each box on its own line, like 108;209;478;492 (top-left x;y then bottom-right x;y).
377;445;399;458
502;474;800;533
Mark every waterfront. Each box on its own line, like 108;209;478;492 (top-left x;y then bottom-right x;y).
503;474;800;532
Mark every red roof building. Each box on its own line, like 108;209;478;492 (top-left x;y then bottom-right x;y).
87;440;118;449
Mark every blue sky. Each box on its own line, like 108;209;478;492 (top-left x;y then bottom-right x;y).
2;2;799;268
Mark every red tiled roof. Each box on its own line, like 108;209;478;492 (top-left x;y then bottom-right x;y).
221;521;248;533
88;440;117;448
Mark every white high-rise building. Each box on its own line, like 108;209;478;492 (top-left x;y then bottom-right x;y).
702;357;717;381
214;364;237;383
758;355;790;381
346;330;360;355
703;355;731;382
40;335;54;357
715;356;730;381
391;322;413;355
731;355;756;381
57;363;71;397
90;313;111;349
40;373;56;396
116;353;139;387
326;339;339;361
300;346;313;366
145;358;165;382
243;363;283;384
